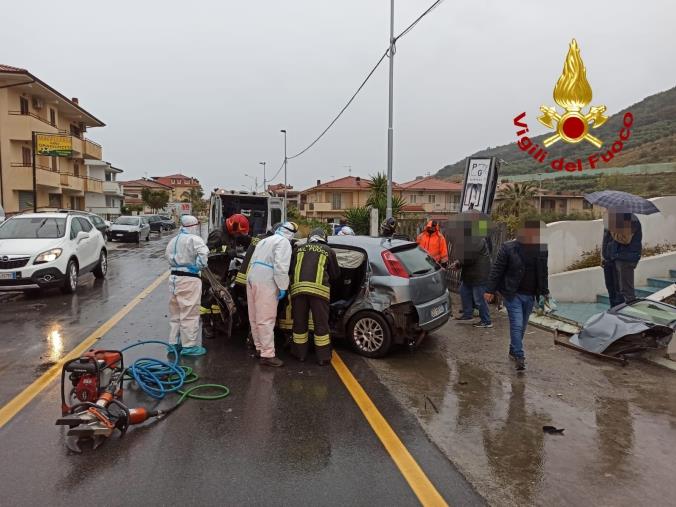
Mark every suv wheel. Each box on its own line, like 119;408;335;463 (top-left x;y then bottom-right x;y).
61;260;78;294
347;311;392;358
93;250;107;279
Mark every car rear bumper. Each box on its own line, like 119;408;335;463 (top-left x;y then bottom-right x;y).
107;231;139;242
0;267;65;291
415;291;451;331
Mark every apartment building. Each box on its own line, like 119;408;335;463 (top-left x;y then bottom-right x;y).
85;160;124;220
151;173;201;201
0;64;105;214
299;176;403;222
120;178;173;214
400;176;462;217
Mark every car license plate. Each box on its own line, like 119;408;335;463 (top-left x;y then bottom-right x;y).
116;233;123;236
0;272;16;280
430;304;445;318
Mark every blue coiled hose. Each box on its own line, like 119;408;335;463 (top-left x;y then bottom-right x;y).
121;341;229;403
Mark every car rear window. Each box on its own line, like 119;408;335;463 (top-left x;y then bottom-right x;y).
391;245;439;276
115;217;139;226
0;217;66;239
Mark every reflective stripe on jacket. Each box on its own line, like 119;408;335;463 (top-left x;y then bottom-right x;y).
235;236;261;286
290;242;340;300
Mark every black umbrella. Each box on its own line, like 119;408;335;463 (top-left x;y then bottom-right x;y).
584;190;660;215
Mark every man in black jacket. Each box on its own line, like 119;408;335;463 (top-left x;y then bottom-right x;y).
485;220;549;371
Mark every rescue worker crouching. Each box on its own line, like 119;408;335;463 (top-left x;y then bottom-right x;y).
247;221;298;367
166;215;210;356
290;228;340;365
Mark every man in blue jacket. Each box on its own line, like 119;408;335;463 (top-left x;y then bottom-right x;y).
602;212;642;307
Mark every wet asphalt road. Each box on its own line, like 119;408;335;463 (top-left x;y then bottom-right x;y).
0;232;482;506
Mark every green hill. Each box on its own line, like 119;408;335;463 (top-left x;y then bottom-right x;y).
436;86;676;178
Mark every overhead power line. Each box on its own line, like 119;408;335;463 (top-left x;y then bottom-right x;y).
271;0;445;173
287;49;389;160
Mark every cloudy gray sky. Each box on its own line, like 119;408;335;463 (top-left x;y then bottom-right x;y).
3;0;675;193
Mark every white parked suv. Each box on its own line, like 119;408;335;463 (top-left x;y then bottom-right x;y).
0;212;107;294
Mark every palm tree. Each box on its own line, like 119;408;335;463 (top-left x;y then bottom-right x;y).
495;182;537;217
367;172;406;219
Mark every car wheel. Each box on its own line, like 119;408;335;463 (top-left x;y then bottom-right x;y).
347;311;392;358
61;260;78;294
93;250;107;279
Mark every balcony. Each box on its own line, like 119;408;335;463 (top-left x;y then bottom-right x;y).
83;177;103;193
8;163;61;189
6;111;59;140
102;180;123;195
307;202;334;212
84;138;102;160
60;173;84;193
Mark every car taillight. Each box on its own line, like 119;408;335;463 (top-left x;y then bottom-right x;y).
381;250;409;278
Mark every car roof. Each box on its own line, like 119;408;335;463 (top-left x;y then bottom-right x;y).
12;212;71;219
327;234;414;249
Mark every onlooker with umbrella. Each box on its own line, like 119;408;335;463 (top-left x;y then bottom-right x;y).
585;190;657;307
602;212;642;306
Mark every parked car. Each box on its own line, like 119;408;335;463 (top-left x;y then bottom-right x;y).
107;216;151;243
142;214;164;233
277;236;451;357
70;211;108;238
0;212;107;294
158;215;176;230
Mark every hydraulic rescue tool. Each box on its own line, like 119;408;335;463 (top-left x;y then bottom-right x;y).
60;350;124;415
55;342;230;453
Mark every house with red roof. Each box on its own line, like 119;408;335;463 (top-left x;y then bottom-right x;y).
399;176;463;218
299;176;404;222
120;178;173;213
151;173;201;201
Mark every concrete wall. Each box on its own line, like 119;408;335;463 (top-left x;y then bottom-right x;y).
544;196;676;274
549;251;676;302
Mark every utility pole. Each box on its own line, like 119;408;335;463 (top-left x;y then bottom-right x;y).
280;129;288;222
32;131;37;212
259;161;266;194
386;0;395;219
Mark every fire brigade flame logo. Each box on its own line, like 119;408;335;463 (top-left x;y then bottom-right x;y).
538;39;608;148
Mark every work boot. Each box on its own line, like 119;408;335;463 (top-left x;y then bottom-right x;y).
260;356;284;367
515;357;526;371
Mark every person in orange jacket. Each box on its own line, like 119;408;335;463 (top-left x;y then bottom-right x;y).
417;220;449;266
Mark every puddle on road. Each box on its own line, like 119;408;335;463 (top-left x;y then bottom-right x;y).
367;330;676;506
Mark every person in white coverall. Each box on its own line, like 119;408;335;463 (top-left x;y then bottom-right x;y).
246;221;298;367
165;215;210;356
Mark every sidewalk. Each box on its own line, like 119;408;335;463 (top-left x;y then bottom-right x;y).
367;295;676;506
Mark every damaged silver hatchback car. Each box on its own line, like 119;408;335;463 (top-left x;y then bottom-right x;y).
293;235;452;357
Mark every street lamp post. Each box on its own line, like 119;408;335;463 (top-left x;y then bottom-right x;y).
280;130;288;222
259;161;267;194
386;0;395;220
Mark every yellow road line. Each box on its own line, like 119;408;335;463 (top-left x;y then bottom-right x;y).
331;352;448;507
0;271;169;429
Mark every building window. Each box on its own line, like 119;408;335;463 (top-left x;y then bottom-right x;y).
18;191;34;210
428;194;436;203
22;147;32;166
70;124;81;138
331;192;342;210
583;200;592;210
51;156;58;172
49;194;62;208
49;108;56;126
73;163;80;177
20;96;29;115
410;194;416;204
171;179;177;184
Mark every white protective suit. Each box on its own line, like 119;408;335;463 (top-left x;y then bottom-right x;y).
165;216;209;350
246;224;295;358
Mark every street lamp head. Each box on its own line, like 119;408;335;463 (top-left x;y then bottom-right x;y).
280;129;286;133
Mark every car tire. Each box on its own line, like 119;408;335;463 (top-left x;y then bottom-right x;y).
347;311;392;358
61;259;78;294
93;250;107;279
